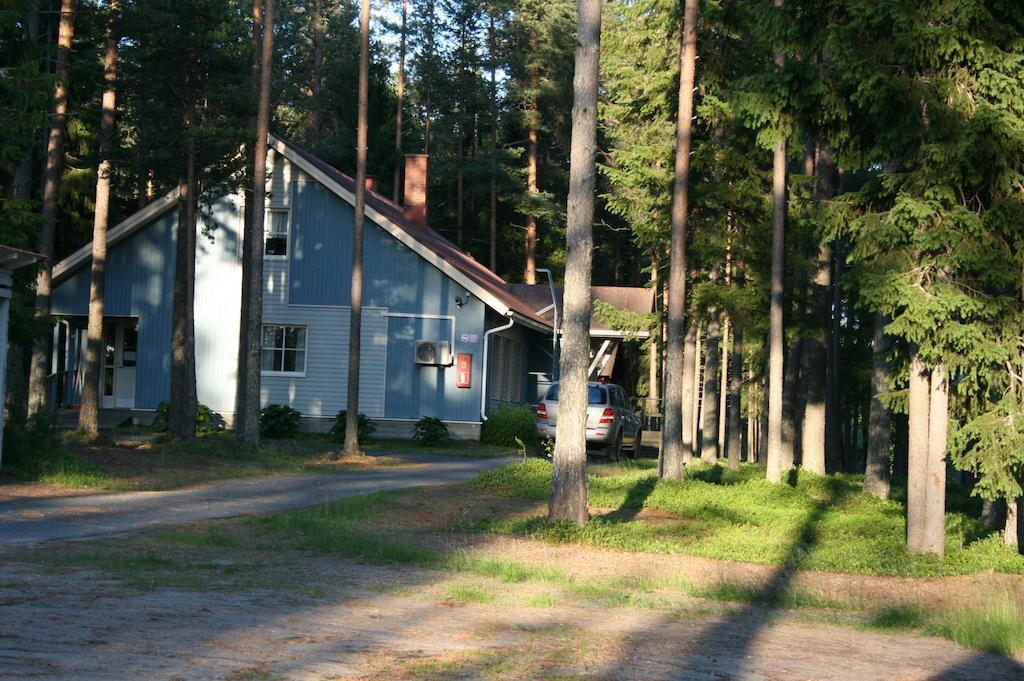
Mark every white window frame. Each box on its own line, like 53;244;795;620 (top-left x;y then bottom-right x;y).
264;207;290;260
260;323;308;377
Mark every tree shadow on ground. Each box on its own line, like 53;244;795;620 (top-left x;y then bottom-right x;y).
591;473;1024;680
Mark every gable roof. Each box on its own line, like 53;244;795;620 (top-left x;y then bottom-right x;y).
271;136;551;330
49;134;550;330
52;190;180;282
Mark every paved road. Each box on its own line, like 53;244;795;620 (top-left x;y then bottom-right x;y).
0;454;511;548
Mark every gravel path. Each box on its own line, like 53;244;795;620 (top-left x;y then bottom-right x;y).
1;558;1021;681
0;453;510;547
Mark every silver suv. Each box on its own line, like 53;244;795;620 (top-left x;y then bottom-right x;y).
535;381;642;458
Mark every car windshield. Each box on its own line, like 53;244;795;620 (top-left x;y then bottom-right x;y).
545;384;607;405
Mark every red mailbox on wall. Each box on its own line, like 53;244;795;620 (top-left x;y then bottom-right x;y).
456;353;472;388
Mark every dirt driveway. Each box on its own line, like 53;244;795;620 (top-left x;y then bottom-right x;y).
2;524;1022;681
0;454;508;546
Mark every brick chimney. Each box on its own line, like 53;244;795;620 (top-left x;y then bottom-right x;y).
364;175;378;193
402;154;428;229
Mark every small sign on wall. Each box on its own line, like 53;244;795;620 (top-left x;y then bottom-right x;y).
456;353;472;388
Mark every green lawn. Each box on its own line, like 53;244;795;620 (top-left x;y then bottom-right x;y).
1;430;514;491
466;459;1024;578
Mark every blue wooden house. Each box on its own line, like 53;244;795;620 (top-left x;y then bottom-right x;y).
48;135;649;437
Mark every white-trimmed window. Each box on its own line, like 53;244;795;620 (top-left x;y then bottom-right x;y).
264;208;289;257
261;324;307;375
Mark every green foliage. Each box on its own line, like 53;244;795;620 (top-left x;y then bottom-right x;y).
1;413;111;488
928;596;1024;657
152;402;223;434
470;461;1024;578
259;405;303;439
328;410;376;444
481;405;538;450
412;416;449;446
868;596;1024;657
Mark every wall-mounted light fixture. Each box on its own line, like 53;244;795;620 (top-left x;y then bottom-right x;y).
455;291;472;308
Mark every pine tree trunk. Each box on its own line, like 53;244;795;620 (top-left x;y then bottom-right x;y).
700;312;720;463
27;0;76;416
79;0;120;437
1006;498;1021;551
309;0;325;139
392;0;407;202
825;247;844;470
524;79;539;284
236;0;272;446
10;4;37;201
169;146;198;440
234;0;264;440
923;363;948;557
549;0;600;524
659;0;699;480
864;313;892;499
765;0;787;483
692;325;703;448
800;254;830;475
779;337;802;472
718;315;729;449
457;127;464;246
680;320;697;465
488;11;498;273
906;349;930;553
647;254;659;419
980;498;1003;531
423;0;434;154
758;373;769;465
727;323;743;470
343;0;371;456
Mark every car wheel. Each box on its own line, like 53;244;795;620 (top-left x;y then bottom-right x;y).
609;430;623;461
630;429;642;458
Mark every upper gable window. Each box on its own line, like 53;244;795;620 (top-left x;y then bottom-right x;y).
264;208;289;257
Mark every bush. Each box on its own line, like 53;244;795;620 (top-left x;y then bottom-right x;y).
329;410;376;444
260;404;302;439
1;413;110;488
152;401;224;433
412;416;449;446
481;405;538;450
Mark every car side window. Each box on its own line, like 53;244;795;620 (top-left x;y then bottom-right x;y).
612;387;624;408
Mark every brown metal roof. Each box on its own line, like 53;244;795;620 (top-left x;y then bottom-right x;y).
0;245;44;271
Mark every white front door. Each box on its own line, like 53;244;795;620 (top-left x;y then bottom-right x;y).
100;321;137;409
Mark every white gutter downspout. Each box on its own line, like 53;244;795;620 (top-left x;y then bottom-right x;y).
480;314;515;421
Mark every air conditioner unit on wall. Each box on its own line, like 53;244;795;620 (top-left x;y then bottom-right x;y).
414;340;452;366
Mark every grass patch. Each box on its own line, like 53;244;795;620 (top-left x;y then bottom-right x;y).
445;583;496;604
362;437;517;458
4;431;420;492
469;460;1024;578
152;528;239;547
868;604;930;631
867;596;1024;656
1;440;116;489
694;581;849;610
929;598;1024;656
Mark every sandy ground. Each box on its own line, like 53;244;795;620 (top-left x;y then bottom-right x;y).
2;541;1022;681
3;470;1023;680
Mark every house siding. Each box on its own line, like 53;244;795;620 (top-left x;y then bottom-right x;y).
49;149;545;429
282;176;490;423
51;207;179;410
